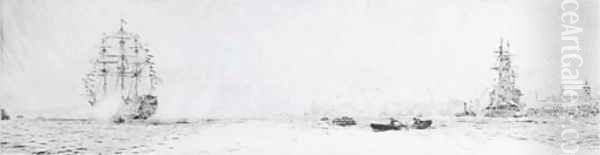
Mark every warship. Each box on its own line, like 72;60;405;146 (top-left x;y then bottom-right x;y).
83;20;160;123
528;81;600;117
484;39;524;117
563;81;599;117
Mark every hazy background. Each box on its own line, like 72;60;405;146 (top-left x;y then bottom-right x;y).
0;0;597;118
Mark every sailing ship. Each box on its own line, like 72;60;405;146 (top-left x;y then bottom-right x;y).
484;38;524;117
83;20;160;122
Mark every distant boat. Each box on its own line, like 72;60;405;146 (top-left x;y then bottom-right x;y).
370;118;408;132
455;101;477;117
0;108;9;120
83;19;160;122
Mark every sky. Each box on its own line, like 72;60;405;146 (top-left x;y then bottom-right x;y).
0;0;598;118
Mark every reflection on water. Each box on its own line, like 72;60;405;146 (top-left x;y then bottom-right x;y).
0;119;200;154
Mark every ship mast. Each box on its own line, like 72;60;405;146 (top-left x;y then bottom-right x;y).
119;19;126;91
132;35;142;97
582;81;592;102
100;38;108;94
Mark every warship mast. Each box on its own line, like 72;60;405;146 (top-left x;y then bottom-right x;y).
582;81;593;102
